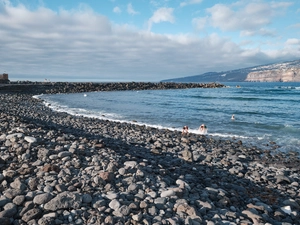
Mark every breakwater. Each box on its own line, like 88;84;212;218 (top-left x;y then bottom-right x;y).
1;81;225;95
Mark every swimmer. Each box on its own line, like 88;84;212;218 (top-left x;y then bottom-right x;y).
182;126;189;135
199;124;207;134
231;114;235;120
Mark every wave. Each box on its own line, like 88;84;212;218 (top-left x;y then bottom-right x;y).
189;95;218;100
41;98;122;120
274;86;300;90
32;94;43;99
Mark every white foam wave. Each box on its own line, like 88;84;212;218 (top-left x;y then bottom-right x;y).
208;132;247;139
32;94;43;99
275;86;300;90
39;97;122;120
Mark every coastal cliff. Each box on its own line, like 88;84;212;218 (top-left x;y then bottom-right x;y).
161;59;300;82
246;68;300;82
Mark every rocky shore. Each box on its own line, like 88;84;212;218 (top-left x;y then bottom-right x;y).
0;82;299;225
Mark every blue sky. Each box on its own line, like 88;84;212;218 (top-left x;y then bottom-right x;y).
1;0;300;82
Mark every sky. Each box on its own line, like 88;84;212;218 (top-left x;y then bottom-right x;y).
1;0;300;82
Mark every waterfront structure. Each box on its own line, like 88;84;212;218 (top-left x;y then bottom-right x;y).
0;73;9;83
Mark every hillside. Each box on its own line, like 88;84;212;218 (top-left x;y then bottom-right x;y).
161;59;300;82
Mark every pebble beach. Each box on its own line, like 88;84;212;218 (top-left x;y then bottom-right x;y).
0;82;299;225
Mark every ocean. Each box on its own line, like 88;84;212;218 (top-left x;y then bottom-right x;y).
37;82;300;154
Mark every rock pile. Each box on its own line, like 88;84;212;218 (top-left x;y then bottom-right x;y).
0;83;299;225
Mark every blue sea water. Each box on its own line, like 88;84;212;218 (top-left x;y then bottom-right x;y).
37;82;300;154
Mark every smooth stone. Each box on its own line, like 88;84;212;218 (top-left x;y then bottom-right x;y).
160;190;175;198
24;136;37;143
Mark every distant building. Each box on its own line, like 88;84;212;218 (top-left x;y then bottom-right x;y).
0;73;9;83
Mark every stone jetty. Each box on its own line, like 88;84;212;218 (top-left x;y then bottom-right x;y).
0;82;299;225
0;81;225;95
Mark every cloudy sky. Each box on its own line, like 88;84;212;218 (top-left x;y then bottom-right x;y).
1;0;300;82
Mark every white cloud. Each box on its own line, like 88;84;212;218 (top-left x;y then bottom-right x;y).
271;2;294;10
241;28;276;37
192;17;207;31
147;7;175;31
180;0;203;7
285;38;300;45
113;6;121;14
267;38;300;59
127;3;139;15
204;2;291;36
207;3;271;31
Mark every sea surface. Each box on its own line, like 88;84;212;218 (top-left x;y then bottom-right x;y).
37;82;300;154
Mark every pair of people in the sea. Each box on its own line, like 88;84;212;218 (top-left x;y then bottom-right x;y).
182;125;189;135
182;124;207;135
193;114;233;135
199;124;207;134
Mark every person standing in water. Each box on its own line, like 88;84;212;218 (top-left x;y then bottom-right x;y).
182;126;189;135
199;124;207;134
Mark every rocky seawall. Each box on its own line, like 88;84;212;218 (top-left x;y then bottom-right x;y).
1;81;225;95
0;82;299;225
245;68;300;82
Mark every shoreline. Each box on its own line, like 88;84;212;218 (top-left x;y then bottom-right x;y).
0;82;300;224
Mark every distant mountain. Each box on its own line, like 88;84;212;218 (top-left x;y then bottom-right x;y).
161;59;300;82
